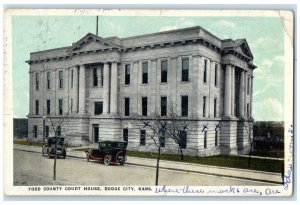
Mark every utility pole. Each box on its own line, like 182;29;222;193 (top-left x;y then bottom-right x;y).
96;16;98;35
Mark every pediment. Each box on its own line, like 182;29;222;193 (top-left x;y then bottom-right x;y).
67;33;122;53
234;40;253;59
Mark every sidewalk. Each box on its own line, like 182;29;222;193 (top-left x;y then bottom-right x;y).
14;144;283;184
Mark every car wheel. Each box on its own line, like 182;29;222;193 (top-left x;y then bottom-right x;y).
116;151;125;165
63;154;66;159
103;155;112;166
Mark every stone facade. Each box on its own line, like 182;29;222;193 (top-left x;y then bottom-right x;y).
27;26;256;156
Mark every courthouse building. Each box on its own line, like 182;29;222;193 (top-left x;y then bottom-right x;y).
26;26;256;156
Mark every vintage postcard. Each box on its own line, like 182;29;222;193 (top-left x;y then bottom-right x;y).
3;9;294;196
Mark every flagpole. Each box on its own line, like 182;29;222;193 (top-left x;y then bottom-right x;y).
96;16;98;35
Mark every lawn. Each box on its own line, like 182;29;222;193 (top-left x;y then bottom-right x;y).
14;139;74;148
72;148;283;173
250;150;284;158
126;151;283;173
14;139;43;147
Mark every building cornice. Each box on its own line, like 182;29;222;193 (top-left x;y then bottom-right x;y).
26;27;256;69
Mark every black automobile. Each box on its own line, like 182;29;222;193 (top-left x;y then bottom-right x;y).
42;137;67;159
85;140;128;165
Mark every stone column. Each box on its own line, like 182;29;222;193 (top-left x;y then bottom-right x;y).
239;71;245;117
103;63;110;114
224;64;232;117
110;62;118;114
78;65;86;114
231;66;235;116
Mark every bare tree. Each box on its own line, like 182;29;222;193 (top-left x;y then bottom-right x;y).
129;113;166;186
164;105;193;160
46;106;72;181
245;122;254;168
128;104;196;185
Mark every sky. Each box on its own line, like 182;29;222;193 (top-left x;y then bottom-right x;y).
12;15;285;121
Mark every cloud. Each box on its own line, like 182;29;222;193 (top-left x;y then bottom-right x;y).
214;20;235;29
262;98;284;120
159;18;196;32
252;37;280;49
261;59;273;68
273;55;284;62
159;26;178;32
178;17;196;27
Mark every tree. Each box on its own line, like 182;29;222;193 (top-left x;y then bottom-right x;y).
46;106;72;181
164;105;193;160
128;104;196;185
129;113;166;186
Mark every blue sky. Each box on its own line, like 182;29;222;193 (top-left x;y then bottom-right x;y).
12;15;285;121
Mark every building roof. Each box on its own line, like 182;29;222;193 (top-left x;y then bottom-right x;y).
27;26;256;68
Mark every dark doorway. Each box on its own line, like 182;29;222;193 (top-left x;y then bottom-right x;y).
93;124;99;143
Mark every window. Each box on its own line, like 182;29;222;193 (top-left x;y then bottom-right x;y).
161;60;168;83
247;77;250;95
47;99;50;115
100;67;104;86
94;102;103;115
45;126;49;139
33;126;38;138
142;97;147;116
71;69;74;89
214;98;217;118
203;96;207;117
160;129;166;147
35;100;39;115
58;99;63;115
161;97;167;116
123;128;128;142
215;64;218;86
204;130;207;149
59;71;64;89
182;58;189;82
70;98;73;113
125;64;130;85
57;126;61;137
93;67;98;86
179;131;187;149
140;130;146;146
35;73;39;90
47;72;51;89
247;103;250;117
142;62;148;84
204;59;208;83
181;96;188;117
125;98;130;116
215;130;218;147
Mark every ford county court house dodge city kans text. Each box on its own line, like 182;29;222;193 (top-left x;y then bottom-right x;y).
26;26;256;156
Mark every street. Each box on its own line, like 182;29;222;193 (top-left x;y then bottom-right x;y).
14;149;276;186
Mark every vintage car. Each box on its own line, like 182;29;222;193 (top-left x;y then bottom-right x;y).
85;140;128;166
42;137;67;159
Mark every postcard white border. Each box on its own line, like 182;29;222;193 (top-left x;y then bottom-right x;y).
3;9;294;197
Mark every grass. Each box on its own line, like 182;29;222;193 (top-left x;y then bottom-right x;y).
72;148;283;173
126;151;283;173
14;139;43;147
250;150;284;158
73;148;90;152
14;139;74;148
